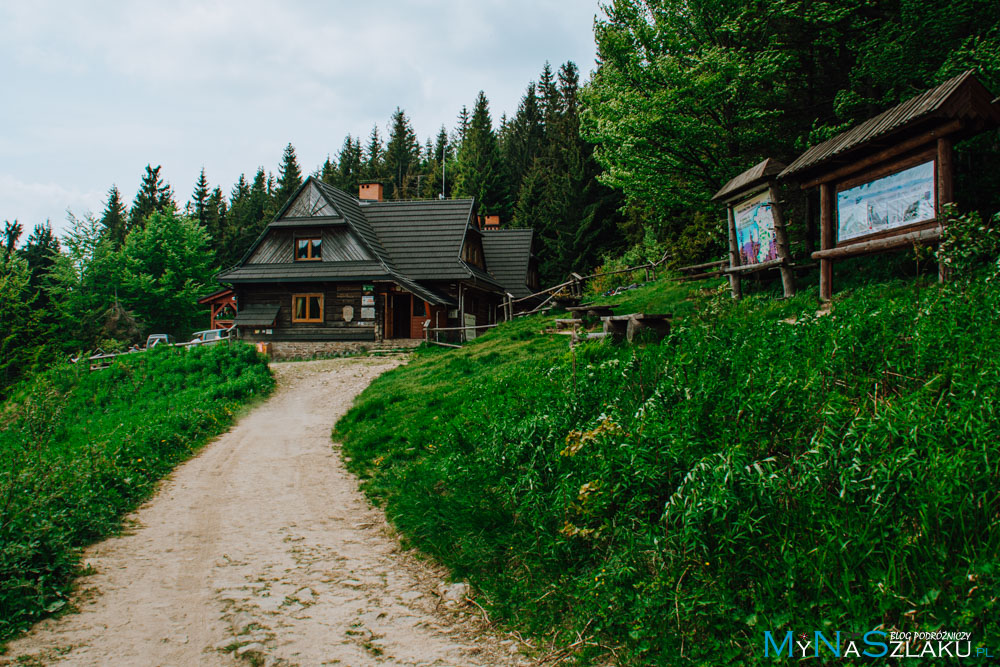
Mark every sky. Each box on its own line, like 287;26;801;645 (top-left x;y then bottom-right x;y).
1;1;602;240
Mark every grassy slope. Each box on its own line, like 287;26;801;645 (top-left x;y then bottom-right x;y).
0;343;274;641
336;269;999;664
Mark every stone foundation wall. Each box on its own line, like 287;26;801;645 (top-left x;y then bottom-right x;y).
264;339;423;361
267;341;371;361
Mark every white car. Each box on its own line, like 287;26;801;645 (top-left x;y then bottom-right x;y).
188;328;231;345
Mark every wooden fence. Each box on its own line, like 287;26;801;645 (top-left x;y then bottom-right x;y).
511;249;673;317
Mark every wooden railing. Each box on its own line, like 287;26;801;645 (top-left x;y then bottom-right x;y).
423;321;502;348
511;249;673;317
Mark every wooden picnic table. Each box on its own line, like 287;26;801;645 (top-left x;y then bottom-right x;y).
565;303;619;321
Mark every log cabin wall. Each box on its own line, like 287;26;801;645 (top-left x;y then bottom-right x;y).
236;282;380;341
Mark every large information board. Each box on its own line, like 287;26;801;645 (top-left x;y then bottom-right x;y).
836;161;936;242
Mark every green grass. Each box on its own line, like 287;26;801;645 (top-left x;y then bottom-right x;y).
0;343;274;642
335;269;999;664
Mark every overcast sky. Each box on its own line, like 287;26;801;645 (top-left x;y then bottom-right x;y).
1;1;602;239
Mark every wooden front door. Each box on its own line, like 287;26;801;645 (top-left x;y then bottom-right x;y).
385;292;431;339
410;298;429;339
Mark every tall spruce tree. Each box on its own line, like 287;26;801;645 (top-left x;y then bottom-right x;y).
203;186;226;260
189;168;210;226
336;136;363;193
362;126;384;182
275;143;303;209
99;185;128;248
456;105;471;146
455;92;505;215
384;108;420;199
319;156;337;185
500;82;545;206
2;220;22;260
21;222;61;314
128;165;175;232
514;61;625;282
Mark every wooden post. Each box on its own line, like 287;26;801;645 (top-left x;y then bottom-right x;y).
769;185;796;298
937;137;954;283
819;182;835;301
458;283;465;343
805;190;816;255
726;206;742;300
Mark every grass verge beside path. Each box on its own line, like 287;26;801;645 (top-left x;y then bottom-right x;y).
0;343;274;642
336;273;999;664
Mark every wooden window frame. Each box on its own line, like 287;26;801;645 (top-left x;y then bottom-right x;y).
291;293;324;323
294;236;322;261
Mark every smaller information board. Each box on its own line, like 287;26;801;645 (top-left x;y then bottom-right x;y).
734;190;779;266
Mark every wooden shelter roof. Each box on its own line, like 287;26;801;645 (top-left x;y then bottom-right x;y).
781;71;1000;181
233;304;280;327
711;158;786;203
197;288;234;305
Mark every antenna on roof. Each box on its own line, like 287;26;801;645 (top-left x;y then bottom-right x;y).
441;137;447;200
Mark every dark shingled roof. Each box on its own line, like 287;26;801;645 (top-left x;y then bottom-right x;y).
363;199;471;278
234;304;280;327
712;158;786;203
218;261;390;283
481;229;534;298
781;71;1000;180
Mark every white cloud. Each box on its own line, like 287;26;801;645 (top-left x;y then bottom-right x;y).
0;173;105;238
0;1;600;226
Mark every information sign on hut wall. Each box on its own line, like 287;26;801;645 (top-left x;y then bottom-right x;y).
836;161;936;242
734;190;779;266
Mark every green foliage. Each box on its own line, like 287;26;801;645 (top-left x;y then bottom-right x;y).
587;228;667;295
336;273;1000;664
582;0;1000;262
119;209;214;336
0;254;43;396
47;213;122;350
0;343;274;641
938;204;1000;280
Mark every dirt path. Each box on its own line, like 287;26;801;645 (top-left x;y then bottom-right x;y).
3;358;529;667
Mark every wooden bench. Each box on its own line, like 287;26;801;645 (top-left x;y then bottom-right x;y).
554;318;584;331
602;313;672;344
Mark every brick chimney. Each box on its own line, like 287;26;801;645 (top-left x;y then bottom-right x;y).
483;214;500;230
359;182;383;202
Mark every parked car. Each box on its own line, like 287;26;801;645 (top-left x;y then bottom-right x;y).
188;328;232;346
145;334;176;349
